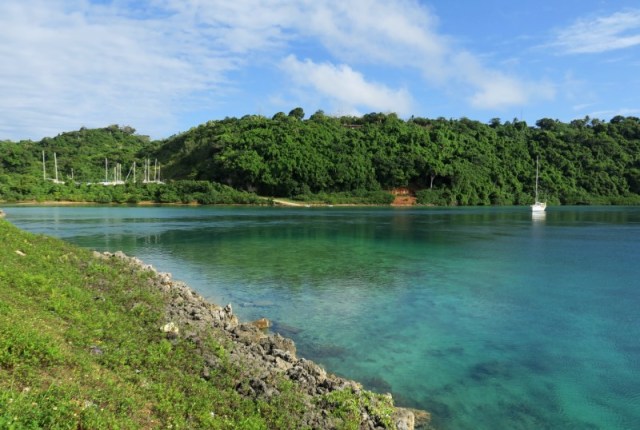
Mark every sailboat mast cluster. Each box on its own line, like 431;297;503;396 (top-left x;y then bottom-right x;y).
142;158;163;184
41;152;163;186
41;151;65;184
100;158;126;185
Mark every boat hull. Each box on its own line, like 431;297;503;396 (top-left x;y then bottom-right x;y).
531;202;547;212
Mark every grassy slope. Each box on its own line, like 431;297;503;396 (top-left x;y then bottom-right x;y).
0;219;374;429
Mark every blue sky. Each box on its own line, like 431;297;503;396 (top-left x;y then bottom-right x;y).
1;0;639;141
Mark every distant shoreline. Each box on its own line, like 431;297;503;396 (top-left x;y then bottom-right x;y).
3;200;233;207
1;199;393;208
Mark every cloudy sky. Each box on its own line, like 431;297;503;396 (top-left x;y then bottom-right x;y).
1;0;639;140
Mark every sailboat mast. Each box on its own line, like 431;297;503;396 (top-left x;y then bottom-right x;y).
535;156;539;202
42;151;46;180
105;158;108;182
54;153;59;182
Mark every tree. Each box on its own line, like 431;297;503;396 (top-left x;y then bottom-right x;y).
288;107;305;120
309;110;326;122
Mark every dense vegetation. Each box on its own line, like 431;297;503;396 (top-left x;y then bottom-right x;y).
157;111;640;205
0;219;395;429
0;125;263;204
2;112;640;205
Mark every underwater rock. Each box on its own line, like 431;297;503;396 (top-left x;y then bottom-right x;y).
425;346;465;358
361;375;393;393
308;343;347;359
272;321;303;335
469;360;513;381
253;301;275;307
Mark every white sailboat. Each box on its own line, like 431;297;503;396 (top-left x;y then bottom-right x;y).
531;156;546;212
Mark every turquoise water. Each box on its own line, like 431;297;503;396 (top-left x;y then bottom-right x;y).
5;205;640;429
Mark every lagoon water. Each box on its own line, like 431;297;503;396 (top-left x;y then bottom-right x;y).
5;205;640;429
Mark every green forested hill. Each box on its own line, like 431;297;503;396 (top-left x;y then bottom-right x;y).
0;125;259;204
2;113;640;205
1;125;154;181
0;125;156;202
155;111;640;205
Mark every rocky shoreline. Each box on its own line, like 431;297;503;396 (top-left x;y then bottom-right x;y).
94;250;431;430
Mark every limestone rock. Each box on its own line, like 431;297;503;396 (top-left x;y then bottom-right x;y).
394;408;415;430
94;249;425;430
268;333;296;356
233;323;268;344
161;321;179;335
409;408;431;428
89;345;104;355
251;317;271;329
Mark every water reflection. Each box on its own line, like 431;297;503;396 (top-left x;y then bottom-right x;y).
531;211;546;222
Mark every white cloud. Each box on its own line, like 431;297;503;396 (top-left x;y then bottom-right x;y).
589;108;640;119
282;55;413;115
300;1;447;71
0;0;236;140
452;52;555;109
551;9;640;54
156;0;300;53
0;0;556;140
572;103;596;112
285;0;551;111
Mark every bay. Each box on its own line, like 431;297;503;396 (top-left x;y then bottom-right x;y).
5;205;640;430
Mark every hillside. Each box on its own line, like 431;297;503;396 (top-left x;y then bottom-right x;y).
0;125;154;182
154;112;640;205
2;113;640;206
0;218;424;429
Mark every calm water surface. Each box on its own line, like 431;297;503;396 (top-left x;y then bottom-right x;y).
5;205;640;430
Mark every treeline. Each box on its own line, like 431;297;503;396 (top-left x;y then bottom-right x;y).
2;113;640;206
156;110;640;205
0;180;262;205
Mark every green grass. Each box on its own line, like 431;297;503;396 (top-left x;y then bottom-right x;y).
0;219;398;429
0;219;320;429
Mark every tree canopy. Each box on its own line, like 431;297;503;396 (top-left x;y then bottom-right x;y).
2;114;640;206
